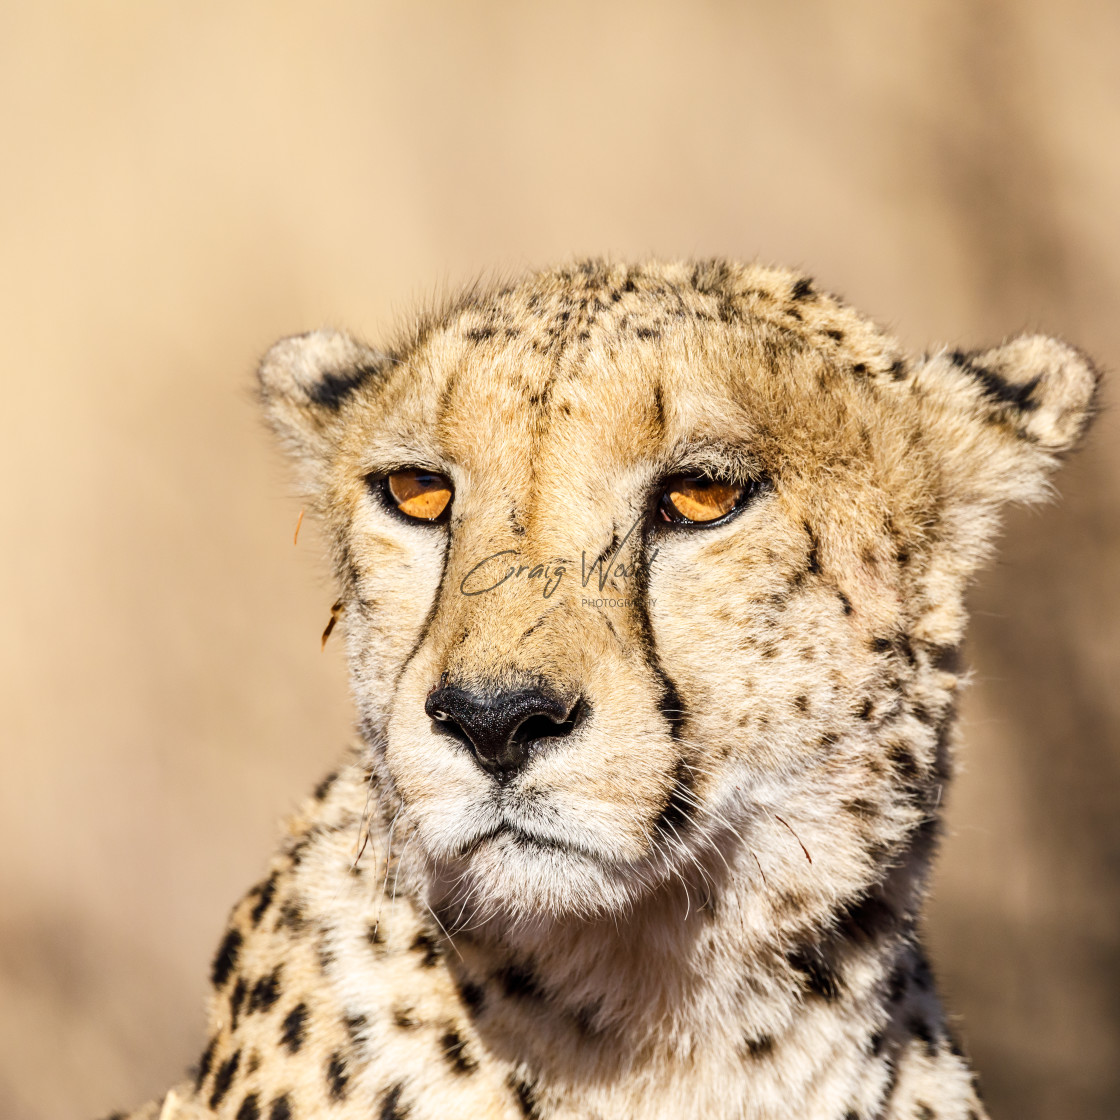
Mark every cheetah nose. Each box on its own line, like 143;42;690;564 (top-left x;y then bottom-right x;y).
425;684;583;780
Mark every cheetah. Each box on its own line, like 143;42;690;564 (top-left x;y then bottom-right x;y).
112;259;1098;1120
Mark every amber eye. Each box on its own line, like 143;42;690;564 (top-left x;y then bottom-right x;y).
658;475;750;525
382;469;453;522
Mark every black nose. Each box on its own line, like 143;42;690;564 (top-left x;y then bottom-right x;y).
425;684;582;779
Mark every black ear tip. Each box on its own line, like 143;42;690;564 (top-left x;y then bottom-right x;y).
935;334;1101;455
997;334;1102;452
257;329;385;468
257;329;364;402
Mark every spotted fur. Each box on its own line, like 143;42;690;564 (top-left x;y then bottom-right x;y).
115;260;1098;1120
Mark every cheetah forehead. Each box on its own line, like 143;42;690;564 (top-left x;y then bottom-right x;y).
375;259;908;433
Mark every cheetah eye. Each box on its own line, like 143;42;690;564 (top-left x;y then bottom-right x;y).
657;474;760;526
377;469;453;522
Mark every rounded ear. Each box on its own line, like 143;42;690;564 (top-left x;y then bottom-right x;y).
912;333;1101;506
257;329;387;489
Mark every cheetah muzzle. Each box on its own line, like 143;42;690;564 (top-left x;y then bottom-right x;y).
116;260;1099;1120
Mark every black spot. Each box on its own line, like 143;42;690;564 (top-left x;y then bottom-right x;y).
843;798;877;819
853;362;868;374
246;1052;261;1074
838;590;853;615
653;757;695;837
313;771;338;800
791;277;814;300
859;698;874;720
249;874;278;927
280;1003;308;1053
804;522;821;575
236;1093;261;1120
870;637;892;654
839;893;897;945
870;1031;885;1055
573;1002;602;1037
652;382;666;434
794;694;809;713
440;1026;478;1074
909;1016;936;1057
845;1113;860;1120
458;981;485;1016
826;329;845;342
393;1005;420;1029
635;326;661;341
743;1034;773;1058
912;702;934;726
410;930;442;967
345;1013;368;1046
495;963;544;1002
249;967;282;1013
466;326;497;341
194;1036;218;1090
211;929;243;988
512;1077;540;1117
209;1050;241;1110
788;946;842;1001
326;1051;349;1101
879;1050;902;1106
916;1105;936;1120
889;359;907;381
317;934;336;974
307;363;379;410
888;741;920;782
230;976;248;1028
276;900;306;933
286;836;312;867
379;1083;408;1120
367;922;386;947
268;1096;292;1120
716;294;742;324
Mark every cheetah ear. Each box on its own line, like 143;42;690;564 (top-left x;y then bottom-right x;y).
913;334;1101;505
257;329;387;486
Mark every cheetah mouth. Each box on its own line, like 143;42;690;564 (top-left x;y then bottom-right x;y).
452;822;609;866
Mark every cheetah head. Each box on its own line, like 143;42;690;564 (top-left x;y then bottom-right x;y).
259;260;1097;931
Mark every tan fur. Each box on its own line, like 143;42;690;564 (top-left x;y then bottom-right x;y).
112;259;1099;1120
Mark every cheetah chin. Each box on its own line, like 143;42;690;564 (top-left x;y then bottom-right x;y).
116;259;1098;1120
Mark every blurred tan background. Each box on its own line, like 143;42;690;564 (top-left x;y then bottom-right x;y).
1;2;1117;1117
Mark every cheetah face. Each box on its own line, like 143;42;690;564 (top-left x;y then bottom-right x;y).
260;261;1097;925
